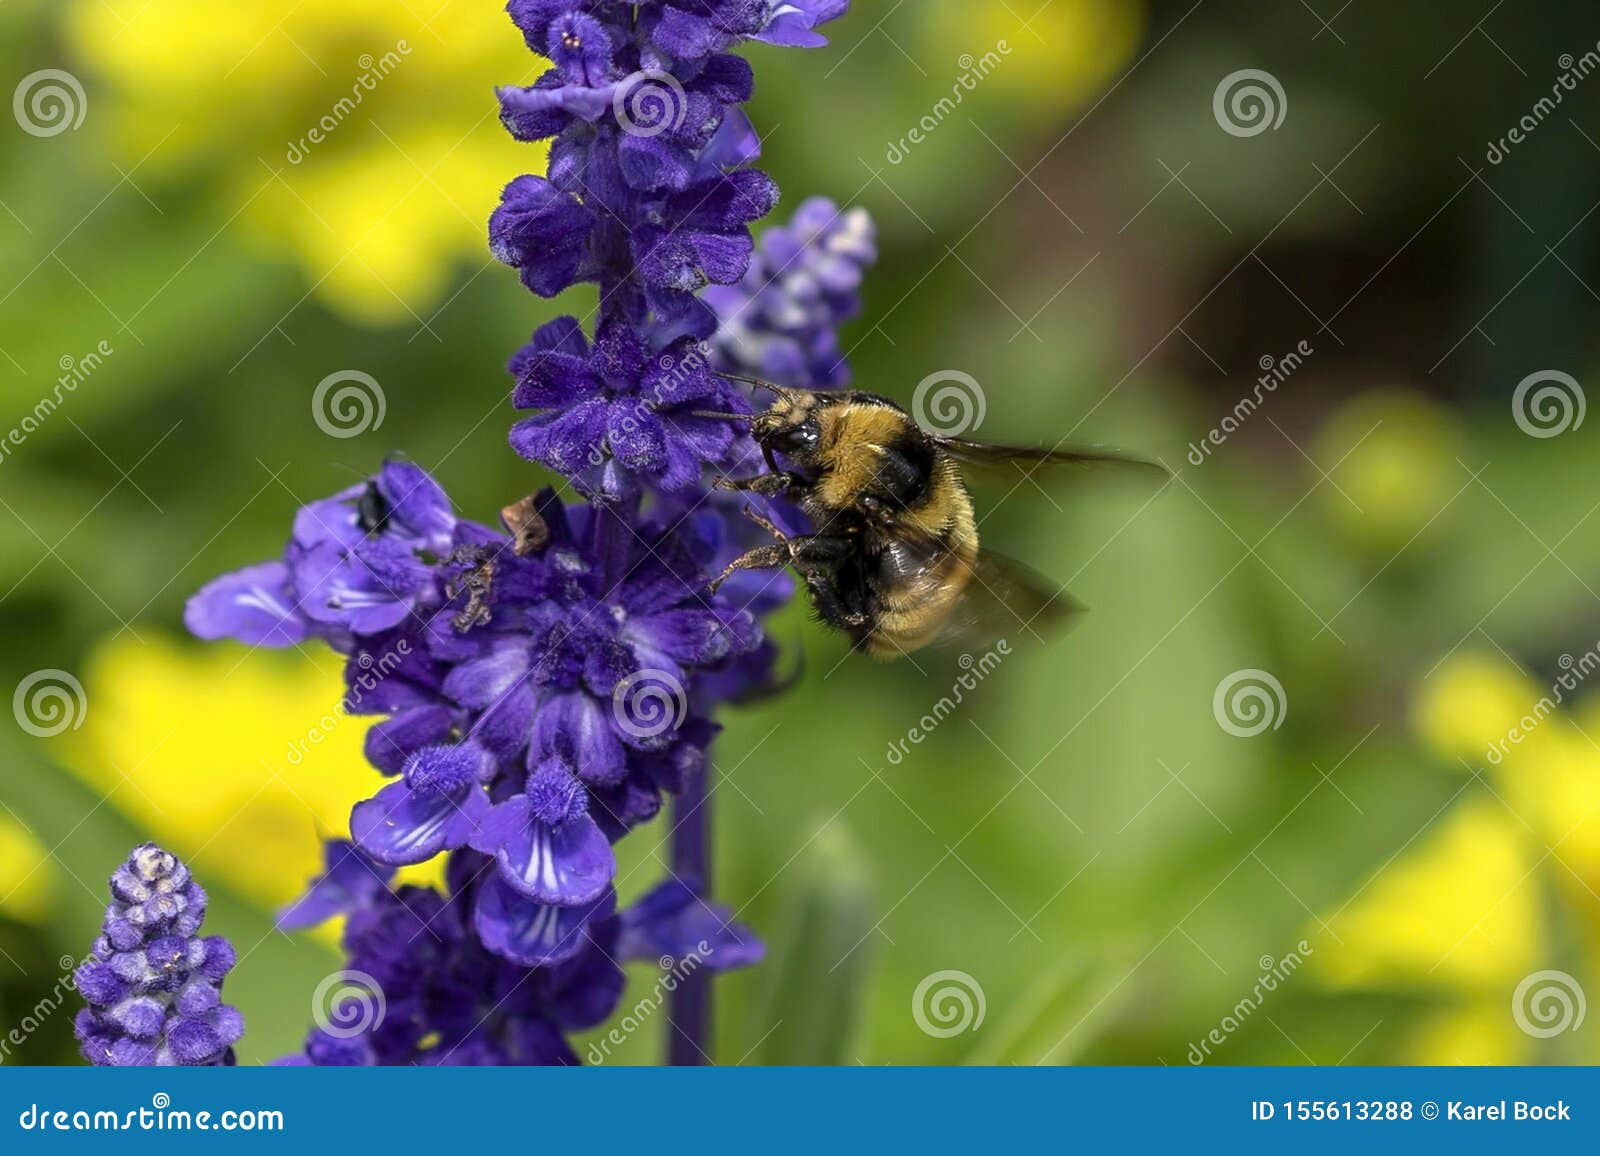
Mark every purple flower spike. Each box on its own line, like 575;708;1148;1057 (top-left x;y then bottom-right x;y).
75;844;244;1067
706;195;877;387
183;0;861;1067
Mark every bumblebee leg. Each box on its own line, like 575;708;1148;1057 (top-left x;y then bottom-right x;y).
713;472;793;498
707;543;792;596
738;504;790;541
802;573;870;629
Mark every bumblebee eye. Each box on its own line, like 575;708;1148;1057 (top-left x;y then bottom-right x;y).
773;421;820;454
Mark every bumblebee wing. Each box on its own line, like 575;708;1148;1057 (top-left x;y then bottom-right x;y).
929;548;1084;652
930;435;1165;478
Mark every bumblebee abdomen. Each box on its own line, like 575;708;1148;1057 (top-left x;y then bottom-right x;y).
864;543;978;658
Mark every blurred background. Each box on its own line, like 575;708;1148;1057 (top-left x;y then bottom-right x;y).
3;0;1600;1065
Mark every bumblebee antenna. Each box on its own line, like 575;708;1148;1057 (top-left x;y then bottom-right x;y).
690;410;756;421
712;370;798;399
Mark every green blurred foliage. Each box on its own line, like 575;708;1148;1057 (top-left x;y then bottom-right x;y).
3;0;1600;1067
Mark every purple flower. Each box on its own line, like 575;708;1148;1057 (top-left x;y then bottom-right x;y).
508;314;751;496
74;844;244;1067
757;0;850;47
470;757;615;905
277;840;395;931
620;877;765;971
350;742;494;866
489;154;778;344
290;861;624;1066
490;0;835;345
706;196;877;387
642;1;847;59
186;459;455;646
246;487;763;932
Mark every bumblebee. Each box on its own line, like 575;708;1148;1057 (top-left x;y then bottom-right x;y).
704;377;1162;660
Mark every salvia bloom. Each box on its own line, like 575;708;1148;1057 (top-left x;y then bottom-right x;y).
74;844;243;1066
492;0;845;352
277;841;759;1065
175;0;860;1066
507;314;752;499
192;471;759;900
706;196;877;387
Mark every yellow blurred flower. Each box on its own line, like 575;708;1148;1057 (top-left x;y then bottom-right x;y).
1312;389;1464;552
1311;796;1540;993
68;0;544;324
920;0;1143;109
1308;651;1600;1062
1415;652;1545;763
1419;653;1600;887
1402;998;1527;1066
0;812;57;925
57;631;437;921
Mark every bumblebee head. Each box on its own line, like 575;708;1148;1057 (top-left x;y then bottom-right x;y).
698;376;827;464
751;394;823;461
